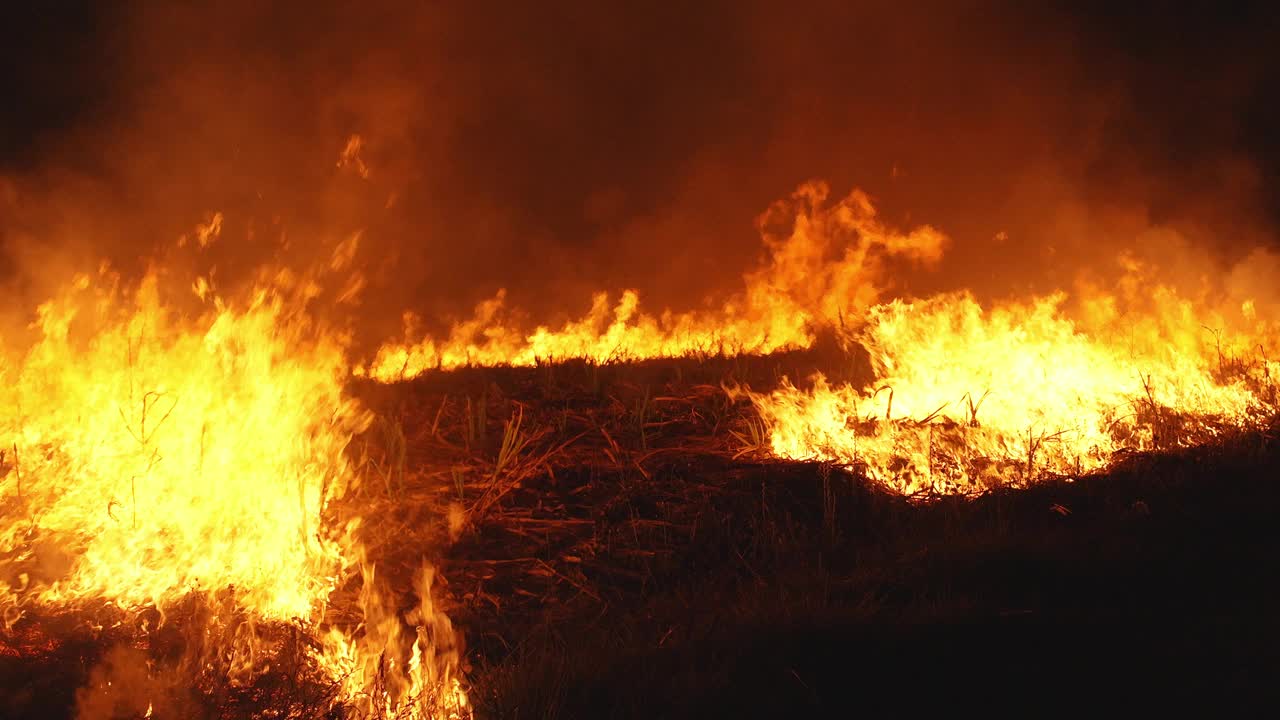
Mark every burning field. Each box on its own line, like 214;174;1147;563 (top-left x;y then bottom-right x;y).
0;243;468;718
2;177;1278;716
3;2;1280;717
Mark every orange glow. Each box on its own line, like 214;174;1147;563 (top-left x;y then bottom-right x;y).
363;180;1278;497
0;243;467;716
737;265;1278;494
357;182;946;379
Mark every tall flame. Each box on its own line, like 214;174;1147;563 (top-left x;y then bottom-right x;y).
0;268;358;623
358;182;945;378
0;248;467;716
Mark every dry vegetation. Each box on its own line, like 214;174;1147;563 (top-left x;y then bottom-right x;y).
346;347;1280;717
4;344;1280;717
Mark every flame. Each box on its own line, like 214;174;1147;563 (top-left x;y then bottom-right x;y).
317;559;468;719
0;246;467;715
5;172;1276;712
738;272;1279;494
0;268;356;622
361;179;1279;495
358;181;945;379
339;134;372;179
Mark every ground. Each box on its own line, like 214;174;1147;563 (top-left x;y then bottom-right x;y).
4;350;1280;717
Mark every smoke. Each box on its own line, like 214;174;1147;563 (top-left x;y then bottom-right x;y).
74;646;195;720
1;1;1277;355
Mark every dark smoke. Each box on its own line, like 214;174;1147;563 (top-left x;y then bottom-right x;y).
2;1;1278;354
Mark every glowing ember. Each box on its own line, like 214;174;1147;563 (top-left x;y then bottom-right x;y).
0;243;468;716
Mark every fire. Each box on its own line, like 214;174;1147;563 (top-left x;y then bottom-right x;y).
0;269;355;622
360;178;1280;496
0;244;467;716
5;171;1275;712
358;182;946;379
738;266;1279;494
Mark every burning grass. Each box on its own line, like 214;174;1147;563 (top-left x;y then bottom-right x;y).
2;183;1278;717
1;601;342;719
357;182;946;380
338;348;1280;716
4;334;1280;716
0;258;468;719
734;285;1279;495
356;183;1280;500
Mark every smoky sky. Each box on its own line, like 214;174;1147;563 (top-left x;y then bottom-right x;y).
2;1;1278;352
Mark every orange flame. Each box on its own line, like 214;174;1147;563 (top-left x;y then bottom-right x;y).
363;179;1278;496
0;243;467;716
358;182;945;378
738;267;1279;494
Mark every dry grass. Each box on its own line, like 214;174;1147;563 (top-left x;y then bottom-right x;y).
6;339;1279;718
337;345;1280;717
